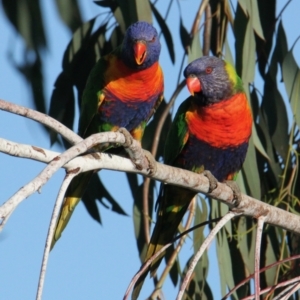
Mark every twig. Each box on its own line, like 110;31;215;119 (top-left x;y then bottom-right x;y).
36;172;77;300
124;239;175;300
2;135;300;236
223;254;300;299
240;276;300;299
272;282;300;300
203;4;212;56
124;217;217;300
176;211;237;300
254;214;268;299
0;131;132;230
0;99;81;145
150;197;196;298
142;80;185;243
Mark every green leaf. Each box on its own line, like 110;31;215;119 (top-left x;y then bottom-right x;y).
237;217;255;274
237;0;264;40
55;0;82;33
49;72;75;145
242;136;261;200
241;20;256;84
142;99;172;159
3;0;47;50
249;0;264;40
193;201;210;296
216;230;238;299
224;38;234;67
282;50;300;129
221;203;231;236
179;17;190;54
237;0;249;17
117;0;152;29
252;123;269;160
181;254;213;300
94;0;118;10
135;0;152;23
275;21;288;69
257;109;283;188
263;228;279;287
188;33;202;63
128;173;154;258
193;197;207;253
82;173;128;225
62;17;96;68
255;0;276;77
234;3;248;77
209;0;230;56
113;6;126;33
261;73;289;161
150;2;175;64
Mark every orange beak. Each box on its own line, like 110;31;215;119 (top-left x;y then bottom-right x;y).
186;77;201;96
134;41;147;65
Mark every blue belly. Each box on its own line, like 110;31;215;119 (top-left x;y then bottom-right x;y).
173;135;249;182
98;92;159;132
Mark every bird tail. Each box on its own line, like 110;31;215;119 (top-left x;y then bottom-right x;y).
50;171;93;250
132;185;195;299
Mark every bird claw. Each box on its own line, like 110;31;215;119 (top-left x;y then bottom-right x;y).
143;150;157;175
118;127;133;148
224;180;242;207
203;170;218;193
118;128;155;171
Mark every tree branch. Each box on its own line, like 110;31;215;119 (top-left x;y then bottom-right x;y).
0;99;81;145
36;172;77;300
1;134;300;235
176;211;237;300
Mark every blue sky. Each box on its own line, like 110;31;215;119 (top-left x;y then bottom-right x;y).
0;1;300;300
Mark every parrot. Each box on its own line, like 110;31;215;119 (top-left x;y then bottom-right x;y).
51;21;164;249
132;56;252;299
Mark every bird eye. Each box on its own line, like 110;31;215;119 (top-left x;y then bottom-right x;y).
150;36;156;42
205;67;212;74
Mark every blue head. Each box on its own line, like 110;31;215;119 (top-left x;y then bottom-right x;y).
184;56;242;105
121;21;161;70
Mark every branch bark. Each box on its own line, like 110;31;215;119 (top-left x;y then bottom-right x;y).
2;99;300;300
1;134;300;235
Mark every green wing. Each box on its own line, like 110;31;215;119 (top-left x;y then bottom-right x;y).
163;96;192;165
78;47;121;138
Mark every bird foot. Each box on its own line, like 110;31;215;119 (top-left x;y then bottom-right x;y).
143;150;157;175
118;127;152;171
203;170;218;193
224;180;242;207
118;127;133;148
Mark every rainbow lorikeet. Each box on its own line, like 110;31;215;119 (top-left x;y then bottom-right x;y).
132;56;252;298
51;21;164;249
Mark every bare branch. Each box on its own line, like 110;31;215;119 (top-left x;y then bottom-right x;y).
254;215;267;299
154;198;196;294
223;254;300;299
0;132;130;229
2;134;300;236
176;211;237;300
0;99;81;145
241;276;300;299
36;172;77;300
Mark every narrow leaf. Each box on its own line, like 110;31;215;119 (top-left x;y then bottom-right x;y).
188;33;202;63
55;0;82;33
250;0;264;40
282;50;300;128
150;2;175;64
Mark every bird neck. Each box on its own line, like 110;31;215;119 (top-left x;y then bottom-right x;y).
186;93;252;148
103;55;163;103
